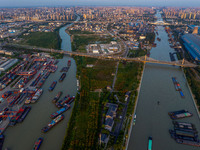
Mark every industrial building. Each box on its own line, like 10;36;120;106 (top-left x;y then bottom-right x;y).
181;34;200;61
0;59;18;71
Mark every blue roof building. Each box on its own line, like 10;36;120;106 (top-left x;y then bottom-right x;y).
181;34;200;61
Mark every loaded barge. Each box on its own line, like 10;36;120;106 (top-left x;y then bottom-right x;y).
59;73;66;82
49;81;57;91
168;110;192;120
41;114;64;133
33;137;43;150
52;91;62;103
50;105;70;119
31;89;43;103
171;77;185;98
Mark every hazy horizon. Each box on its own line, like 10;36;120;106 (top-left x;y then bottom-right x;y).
1;0;200;8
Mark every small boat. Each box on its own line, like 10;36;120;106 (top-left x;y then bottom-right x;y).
133;114;136;125
24;97;31;104
33;137;43;150
148;136;153;150
68;60;71;67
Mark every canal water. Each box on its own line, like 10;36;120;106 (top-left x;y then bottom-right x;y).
127;12;200;150
3;18;79;149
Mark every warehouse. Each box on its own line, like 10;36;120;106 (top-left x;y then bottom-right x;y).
0;59;18;71
181;34;200;61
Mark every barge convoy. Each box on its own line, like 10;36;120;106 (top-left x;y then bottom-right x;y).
169;121;200;147
33;137;43;150
41;114;64;133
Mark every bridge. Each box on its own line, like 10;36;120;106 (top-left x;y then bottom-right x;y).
6;44;198;68
149;20;171;26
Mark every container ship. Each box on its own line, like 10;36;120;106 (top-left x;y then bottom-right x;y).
148;136;152;150
41;114;64;133
59;73;66;82
49;81;57;91
52;91;62;103
168;110;192;120
50;105;70;119
33;137;43;150
31;89;43;103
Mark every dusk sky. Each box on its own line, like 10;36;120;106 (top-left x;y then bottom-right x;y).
1;0;200;7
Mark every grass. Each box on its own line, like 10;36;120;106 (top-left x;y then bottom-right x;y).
128;48;147;58
18;31;61;49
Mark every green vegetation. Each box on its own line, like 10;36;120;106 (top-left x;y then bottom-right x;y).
68;30;94;35
62;56;143;150
19;31;61;49
184;68;200;111
146;32;156;44
72;35;113;52
128;48;147;58
50;52;64;59
62;57;116;150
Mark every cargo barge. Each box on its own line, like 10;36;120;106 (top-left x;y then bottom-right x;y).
59;73;66;82
172;77;185;98
173;121;195;130
41;114;64;133
31;89;43;103
168;110;192;120
18;106;31;123
50;105;70;119
56;95;75;108
33;137;43;150
52;91;62;103
60;67;69;72
49;81;57;91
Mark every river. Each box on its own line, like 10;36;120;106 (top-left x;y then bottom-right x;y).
3;17;79;150
127;11;200;150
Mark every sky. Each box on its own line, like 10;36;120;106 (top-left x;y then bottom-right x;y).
0;0;200;7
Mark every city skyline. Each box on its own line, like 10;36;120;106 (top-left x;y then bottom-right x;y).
1;0;200;7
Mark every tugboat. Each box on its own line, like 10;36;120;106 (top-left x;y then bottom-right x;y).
33;137;43;150
148;136;153;150
41;115;64;133
49;81;57;91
